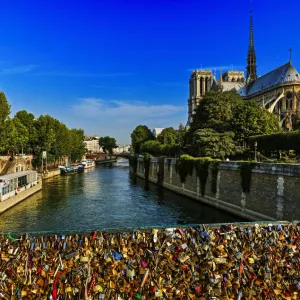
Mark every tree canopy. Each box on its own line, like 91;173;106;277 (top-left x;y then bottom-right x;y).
0;91;10;126
187;90;281;158
99;136;118;154
0;92;87;166
157;127;178;145
131;125;154;154
189;129;235;159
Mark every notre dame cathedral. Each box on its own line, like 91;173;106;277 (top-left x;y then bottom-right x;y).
187;10;300;130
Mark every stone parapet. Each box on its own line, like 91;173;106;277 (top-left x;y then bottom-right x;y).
219;161;300;176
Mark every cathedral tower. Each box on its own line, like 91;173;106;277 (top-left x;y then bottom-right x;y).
246;9;257;84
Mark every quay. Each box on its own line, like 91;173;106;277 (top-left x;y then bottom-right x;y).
41;169;61;180
0;170;42;214
132;158;300;221
0;221;299;299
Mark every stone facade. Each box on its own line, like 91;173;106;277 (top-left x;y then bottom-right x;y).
0;155;33;175
133;158;300;221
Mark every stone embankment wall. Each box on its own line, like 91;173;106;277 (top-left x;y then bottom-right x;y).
42;169;61;180
134;158;300;221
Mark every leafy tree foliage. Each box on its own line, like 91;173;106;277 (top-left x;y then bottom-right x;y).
177;123;186;146
0;92;87;165
14;110;37;153
12;117;29;153
140;140;162;156
0;118;17;153
0;91;10;126
187;90;281;157
190;91;241;133
69;129;86;162
157;127;178;145
189;129;235;159
131;125;154;154
231;100;281;143
99;136;117;154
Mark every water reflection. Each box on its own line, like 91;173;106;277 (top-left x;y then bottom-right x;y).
0;163;244;233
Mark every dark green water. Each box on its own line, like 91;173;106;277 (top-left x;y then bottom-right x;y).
0;161;243;233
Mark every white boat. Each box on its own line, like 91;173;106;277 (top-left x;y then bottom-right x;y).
79;160;95;169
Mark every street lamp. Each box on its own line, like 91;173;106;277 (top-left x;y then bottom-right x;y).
254;141;258;162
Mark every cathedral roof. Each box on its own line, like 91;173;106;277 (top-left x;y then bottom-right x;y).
221;81;245;92
242;62;300;96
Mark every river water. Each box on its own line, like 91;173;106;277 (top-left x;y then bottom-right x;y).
0;160;243;233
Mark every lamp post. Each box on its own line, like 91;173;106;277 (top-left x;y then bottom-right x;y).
254;141;258;162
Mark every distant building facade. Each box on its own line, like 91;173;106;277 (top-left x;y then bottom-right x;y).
187;10;300;130
113;145;131;154
84;136;103;153
152;128;165;138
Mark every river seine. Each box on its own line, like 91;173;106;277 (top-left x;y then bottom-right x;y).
0;161;243;233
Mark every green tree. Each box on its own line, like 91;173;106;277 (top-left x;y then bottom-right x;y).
189;129;236;159
188;90;281;151
0;118;17;154
12;117;29;153
231;101;281;144
0;91;11;126
14;110;38;153
157;127;178;145
131;125;154;154
190;91;241;134
70;129;86;162
177;123;186;146
50;120;71;160
99;136;117;154
35;115;56;154
140;140;162;156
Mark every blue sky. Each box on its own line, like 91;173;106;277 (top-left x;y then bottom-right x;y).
0;0;299;144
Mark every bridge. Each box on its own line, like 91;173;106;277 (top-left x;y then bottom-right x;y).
86;153;130;161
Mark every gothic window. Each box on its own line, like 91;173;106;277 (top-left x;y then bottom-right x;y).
286;92;293;110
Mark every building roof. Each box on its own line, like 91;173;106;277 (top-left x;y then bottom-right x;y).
0;170;37;180
221;81;245;92
242;62;300;96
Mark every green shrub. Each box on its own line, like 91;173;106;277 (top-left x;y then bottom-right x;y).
249;131;300;151
175;154;195;183
175;155;219;195
194;157;213;195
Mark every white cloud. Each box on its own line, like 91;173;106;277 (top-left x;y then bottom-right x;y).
68;98;186;144
0;64;37;75
187;65;244;72
73;98;183;119
33;71;135;77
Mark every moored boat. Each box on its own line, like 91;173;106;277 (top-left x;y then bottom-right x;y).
79;160;95;169
58;166;76;175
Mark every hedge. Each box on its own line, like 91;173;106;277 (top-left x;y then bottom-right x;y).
249;130;300;151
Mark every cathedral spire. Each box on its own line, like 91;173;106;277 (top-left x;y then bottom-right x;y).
246;6;257;84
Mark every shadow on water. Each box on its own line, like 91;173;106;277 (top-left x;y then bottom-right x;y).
130;174;245;223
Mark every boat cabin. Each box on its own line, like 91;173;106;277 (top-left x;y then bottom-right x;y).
0;170;38;201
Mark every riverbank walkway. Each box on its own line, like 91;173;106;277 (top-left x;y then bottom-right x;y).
0;221;299;299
